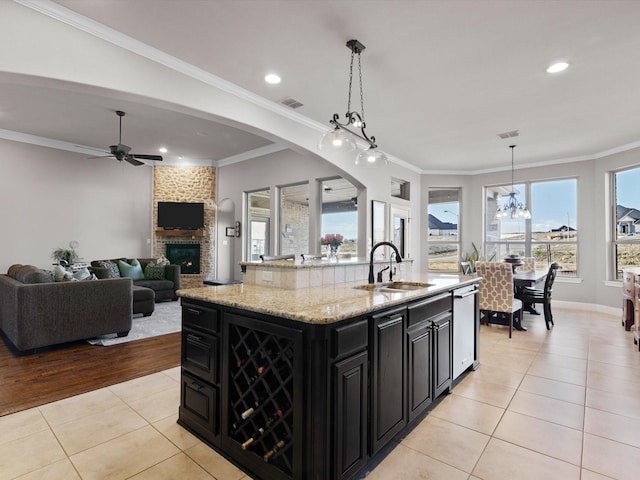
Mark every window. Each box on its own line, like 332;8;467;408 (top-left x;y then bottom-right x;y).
391;177;410;200
321;178;358;257
246;189;270;261
279;183;309;256
428;188;460;272
612;166;640;279
485;178;577;276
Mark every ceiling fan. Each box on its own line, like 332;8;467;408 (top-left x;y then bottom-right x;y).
95;110;163;166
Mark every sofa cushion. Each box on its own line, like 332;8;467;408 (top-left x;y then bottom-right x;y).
118;259;145;280
53;265;72;282
7;264;24;277
144;261;166;280
14;265;53;284
96;260;121;278
133;279;174;291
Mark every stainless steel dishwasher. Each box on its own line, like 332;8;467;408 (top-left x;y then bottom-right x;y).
453;284;478;380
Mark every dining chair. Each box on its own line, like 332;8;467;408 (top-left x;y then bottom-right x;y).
518;257;536;273
516;262;561;329
475;262;523;338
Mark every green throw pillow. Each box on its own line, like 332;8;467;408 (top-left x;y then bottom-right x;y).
117;259;145;280
144;261;166;280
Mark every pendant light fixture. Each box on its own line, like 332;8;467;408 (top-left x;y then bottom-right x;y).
496;145;531;220
318;39;388;168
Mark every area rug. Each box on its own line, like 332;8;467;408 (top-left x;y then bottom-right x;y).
87;300;181;346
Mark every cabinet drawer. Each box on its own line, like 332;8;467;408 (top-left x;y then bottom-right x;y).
180;370;218;442
332;319;368;360
183;302;219;333
408;293;452;327
182;327;219;384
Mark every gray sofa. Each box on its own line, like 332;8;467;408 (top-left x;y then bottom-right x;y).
0;264;132;353
91;258;181;301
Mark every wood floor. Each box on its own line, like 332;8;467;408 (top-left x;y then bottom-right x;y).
0;332;181;417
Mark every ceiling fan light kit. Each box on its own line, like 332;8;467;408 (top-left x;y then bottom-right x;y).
318;39;388;168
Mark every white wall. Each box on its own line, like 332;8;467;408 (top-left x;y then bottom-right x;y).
0;139;153;273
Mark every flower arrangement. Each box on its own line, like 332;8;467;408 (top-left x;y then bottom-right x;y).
320;233;344;248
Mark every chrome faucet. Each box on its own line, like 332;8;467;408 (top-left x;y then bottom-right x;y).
369;241;403;284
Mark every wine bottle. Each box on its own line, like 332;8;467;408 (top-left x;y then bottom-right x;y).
231;402;259;433
247;363;267;384
234;346;251;368
240;407;284;450
263;435;289;462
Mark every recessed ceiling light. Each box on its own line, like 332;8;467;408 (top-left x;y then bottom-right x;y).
264;73;281;84
546;62;569;74
159;147;167;153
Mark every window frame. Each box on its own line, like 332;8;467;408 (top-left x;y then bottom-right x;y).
427;187;461;273
484;177;578;277
610;165;640;280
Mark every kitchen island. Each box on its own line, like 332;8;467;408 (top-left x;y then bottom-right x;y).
177;273;479;480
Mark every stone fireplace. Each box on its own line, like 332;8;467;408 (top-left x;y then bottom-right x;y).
166;243;201;274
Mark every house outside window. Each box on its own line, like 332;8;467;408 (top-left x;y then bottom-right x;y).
427;188;460;272
612;166;640;279
485;178;578;276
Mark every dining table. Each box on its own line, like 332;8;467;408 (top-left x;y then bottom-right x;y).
513;269;547;317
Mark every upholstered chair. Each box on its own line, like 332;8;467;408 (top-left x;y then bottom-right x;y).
475;262;523;338
518;257;536;273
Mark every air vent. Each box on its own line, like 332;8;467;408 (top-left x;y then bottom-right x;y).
497;130;519;139
280;97;303;109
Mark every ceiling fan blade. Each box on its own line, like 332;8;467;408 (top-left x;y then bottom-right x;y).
86;154;113;159
125;155;144;166
131;154;163;161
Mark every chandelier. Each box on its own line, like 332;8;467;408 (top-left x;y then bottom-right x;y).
496;145;531;220
318;39;388;168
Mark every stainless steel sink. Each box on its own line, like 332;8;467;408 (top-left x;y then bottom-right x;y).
355;281;433;292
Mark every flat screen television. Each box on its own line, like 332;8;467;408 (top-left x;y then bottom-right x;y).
157;202;205;230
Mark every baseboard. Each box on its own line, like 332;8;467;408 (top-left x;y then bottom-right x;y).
554;300;620;318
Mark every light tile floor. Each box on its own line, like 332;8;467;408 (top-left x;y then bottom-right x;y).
1;308;639;479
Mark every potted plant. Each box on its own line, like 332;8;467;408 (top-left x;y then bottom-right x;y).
51;241;79;266
461;242;496;272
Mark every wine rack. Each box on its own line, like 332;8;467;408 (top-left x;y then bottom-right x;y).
228;320;296;477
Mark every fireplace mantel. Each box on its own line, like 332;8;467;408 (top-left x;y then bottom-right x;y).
155;229;205;237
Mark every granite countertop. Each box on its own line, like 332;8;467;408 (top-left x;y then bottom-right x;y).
177;274;478;325
239;256;413;269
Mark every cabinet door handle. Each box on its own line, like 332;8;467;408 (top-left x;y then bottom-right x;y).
454;290;477;298
189;381;203;392
433;321;450;330
187;308;203;316
187;333;203;342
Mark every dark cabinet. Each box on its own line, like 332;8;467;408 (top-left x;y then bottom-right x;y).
180;370;219;442
407;294;453;420
333;350;368;480
433;313;452;397
179;300;221;446
179;282;476;480
370;308;406;454
407;321;432;422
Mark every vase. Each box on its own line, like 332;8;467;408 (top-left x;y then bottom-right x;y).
328;244;339;260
